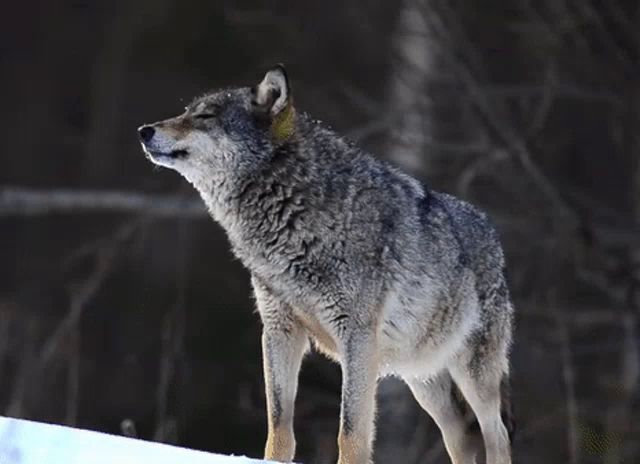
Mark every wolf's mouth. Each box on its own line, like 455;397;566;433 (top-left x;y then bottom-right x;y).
147;149;189;160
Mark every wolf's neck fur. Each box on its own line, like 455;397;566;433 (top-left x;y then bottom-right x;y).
191;117;425;285
195;121;325;272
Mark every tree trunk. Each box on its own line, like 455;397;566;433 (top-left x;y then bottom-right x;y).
386;0;435;175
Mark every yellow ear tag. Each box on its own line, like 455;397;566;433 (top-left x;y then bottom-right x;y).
271;103;295;142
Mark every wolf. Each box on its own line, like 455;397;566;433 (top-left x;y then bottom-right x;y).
138;65;515;464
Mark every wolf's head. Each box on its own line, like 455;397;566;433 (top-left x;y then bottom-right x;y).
138;65;295;187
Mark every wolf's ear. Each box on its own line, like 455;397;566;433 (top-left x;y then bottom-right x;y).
252;64;291;117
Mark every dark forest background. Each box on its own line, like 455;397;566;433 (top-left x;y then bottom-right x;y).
1;1;639;463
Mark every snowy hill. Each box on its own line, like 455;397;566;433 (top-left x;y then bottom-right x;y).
0;416;277;464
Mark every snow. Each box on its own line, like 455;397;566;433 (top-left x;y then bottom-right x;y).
0;416;277;464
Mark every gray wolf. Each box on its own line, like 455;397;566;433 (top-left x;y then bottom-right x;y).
138;65;515;464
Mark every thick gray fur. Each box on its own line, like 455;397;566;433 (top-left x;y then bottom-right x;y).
139;65;515;464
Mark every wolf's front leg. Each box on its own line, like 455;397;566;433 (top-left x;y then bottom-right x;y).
254;279;308;463
337;330;379;464
261;327;307;462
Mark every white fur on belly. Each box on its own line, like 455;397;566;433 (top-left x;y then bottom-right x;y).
377;275;480;378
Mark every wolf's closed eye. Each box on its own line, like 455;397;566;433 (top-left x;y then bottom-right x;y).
195;113;216;120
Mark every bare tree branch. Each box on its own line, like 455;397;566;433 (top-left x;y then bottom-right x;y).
6;220;142;418
40;221;141;367
0;187;207;218
426;2;579;225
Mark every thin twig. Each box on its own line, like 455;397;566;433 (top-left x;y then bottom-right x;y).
557;316;579;464
65;329;80;426
6;321;39;417
153;221;188;443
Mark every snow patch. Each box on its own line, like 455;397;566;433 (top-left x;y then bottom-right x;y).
0;416;281;464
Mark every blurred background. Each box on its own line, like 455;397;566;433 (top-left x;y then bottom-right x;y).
1;1;639;462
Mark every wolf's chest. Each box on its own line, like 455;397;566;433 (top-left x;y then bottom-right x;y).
253;267;344;359
293;309;340;359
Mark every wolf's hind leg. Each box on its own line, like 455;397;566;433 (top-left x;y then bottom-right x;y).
449;359;512;464
405;372;481;464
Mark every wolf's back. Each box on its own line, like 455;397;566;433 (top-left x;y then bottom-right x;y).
426;192;506;287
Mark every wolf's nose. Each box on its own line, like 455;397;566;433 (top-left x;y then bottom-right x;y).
138;126;155;143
